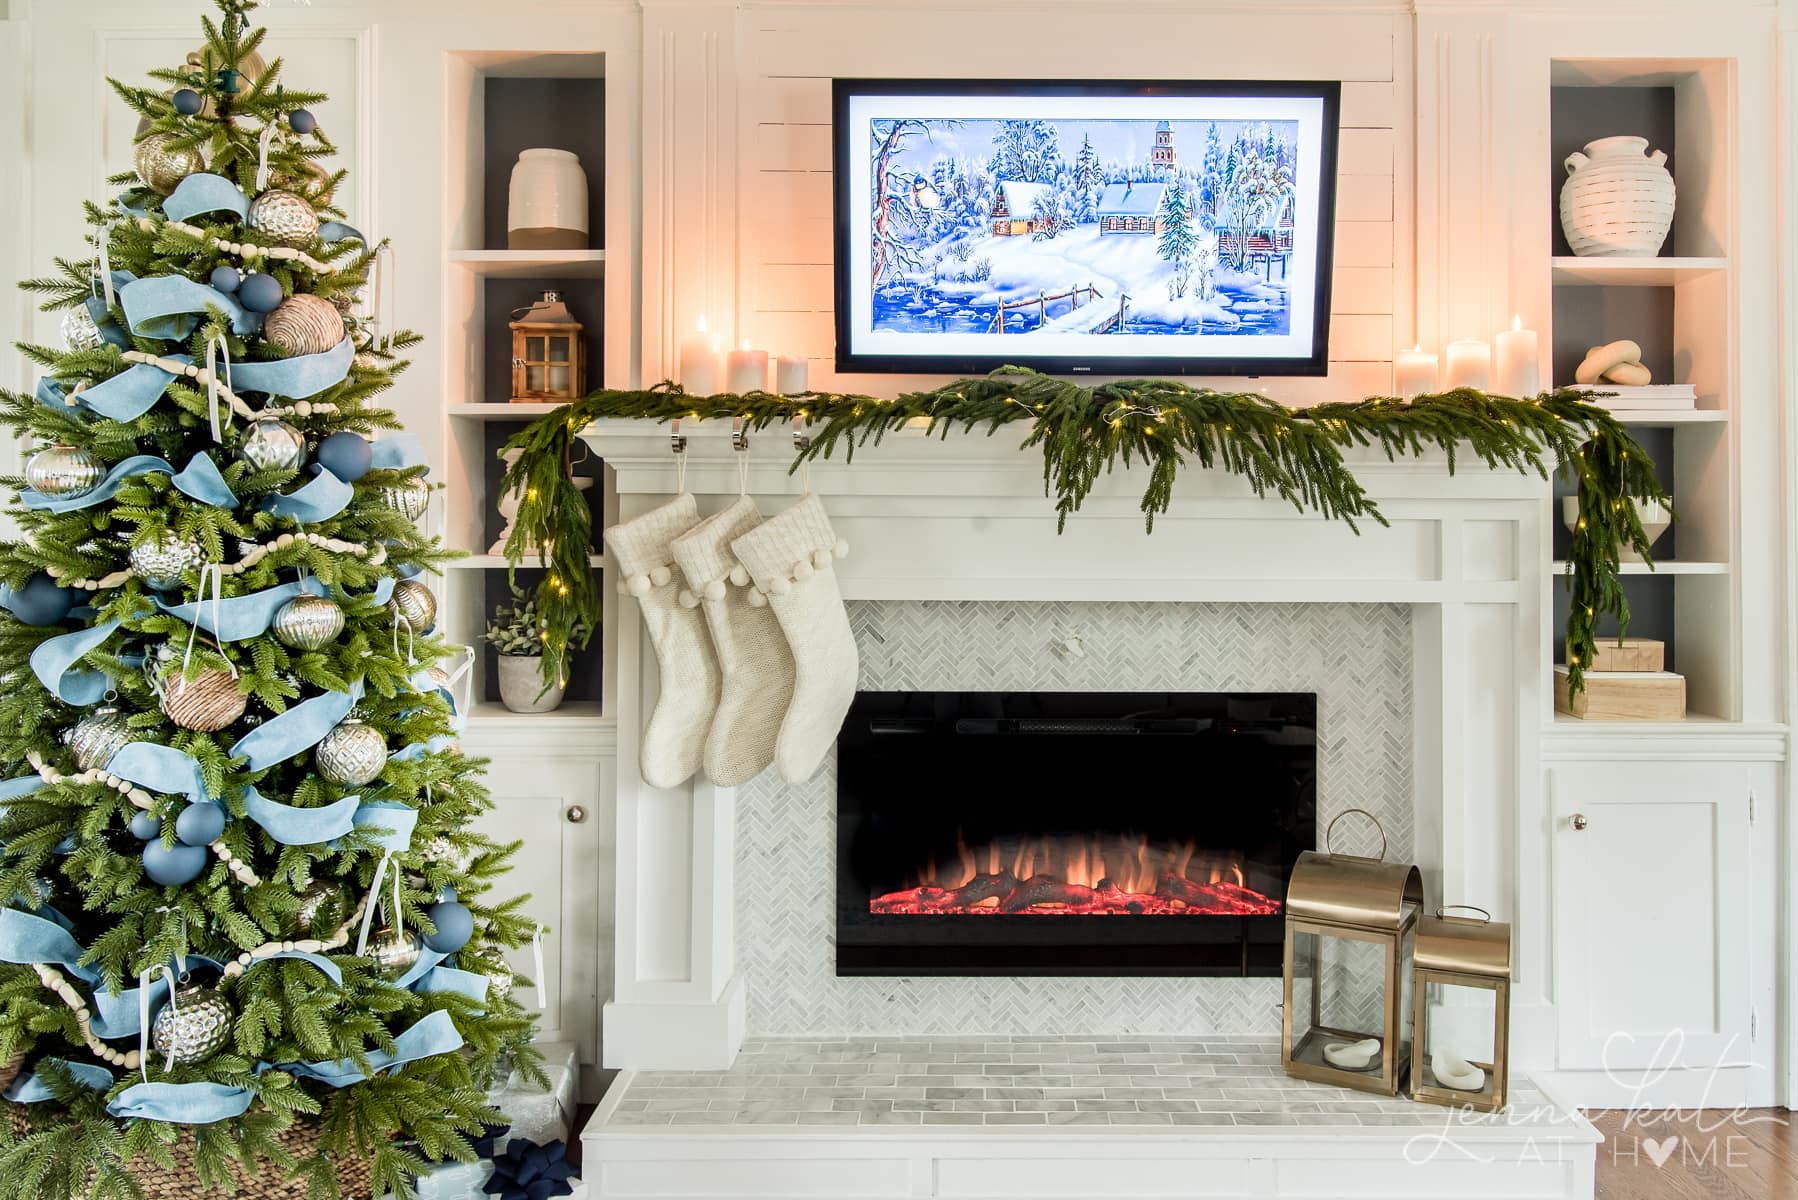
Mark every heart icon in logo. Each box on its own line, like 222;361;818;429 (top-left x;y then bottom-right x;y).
1643;1135;1679;1168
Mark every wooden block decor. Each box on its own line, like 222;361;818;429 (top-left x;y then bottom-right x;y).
1554;666;1685;721
1588;638;1664;673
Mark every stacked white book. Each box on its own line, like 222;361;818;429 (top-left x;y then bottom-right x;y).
1567;382;1697;411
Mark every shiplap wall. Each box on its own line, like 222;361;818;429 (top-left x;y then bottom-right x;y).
734;5;1413;404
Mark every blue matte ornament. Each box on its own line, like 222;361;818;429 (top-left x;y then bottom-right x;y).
420;899;473;954
436;885;458;903
142;840;208;886
173;88;203;116
0;573;75;625
238;272;284;313
288;108;317;135
210;265;241;294
315;431;373;482
128;812;162;841
175;802;226;847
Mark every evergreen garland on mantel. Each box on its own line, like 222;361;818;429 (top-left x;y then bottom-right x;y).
500;370;1670;695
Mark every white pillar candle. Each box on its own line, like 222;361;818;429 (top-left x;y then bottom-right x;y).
1494;315;1540;398
678;315;722;396
1443;339;1492;392
775;355;809;396
1394;345;1439;399
725;340;769;394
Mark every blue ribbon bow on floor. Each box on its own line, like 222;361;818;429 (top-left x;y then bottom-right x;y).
482;1138;576;1200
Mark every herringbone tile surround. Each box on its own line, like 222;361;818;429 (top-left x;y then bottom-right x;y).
738;601;1413;1037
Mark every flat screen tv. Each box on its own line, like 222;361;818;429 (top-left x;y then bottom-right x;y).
833;79;1341;377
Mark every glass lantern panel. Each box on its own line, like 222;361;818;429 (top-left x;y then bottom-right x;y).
526;336;546;361
548;366;572;392
1421;976;1497;1071
548;338;572;363
1397;923;1417;1070
526;366;545;392
1288;929;1390;1072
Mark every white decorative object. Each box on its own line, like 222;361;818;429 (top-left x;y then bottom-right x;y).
1559;135;1676;257
729;493;856;784
507;148;589;250
489;1040;579;1145
1322;1036;1382;1071
1494;316;1539;398
678;316;722;396
1562;494;1671;563
1394;345;1438;399
775;355;810;396
1575;339;1653;386
490;447;594;555
724;341;768;394
498;653;565;714
672;496;797;786
1443;339;1492;391
1567;383;1696;411
1431;1050;1488;1093
603;493;720;789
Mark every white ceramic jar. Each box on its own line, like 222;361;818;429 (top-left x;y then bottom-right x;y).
497;653;567;713
507;148;589;250
1558;135;1676;257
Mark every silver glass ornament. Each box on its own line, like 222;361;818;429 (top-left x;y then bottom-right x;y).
366;927;422;979
246;189;320;249
151;983;232;1066
292;880;339;936
60;305;105;352
271;593;345;652
238;418;306;473
381;478;431;522
315;716;386;786
388;580;437;633
130;535;204;591
64;704;134;771
468;949;515;1001
26;444;103;499
133;134;204;195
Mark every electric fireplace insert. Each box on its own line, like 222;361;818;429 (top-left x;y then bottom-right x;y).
836;691;1317;976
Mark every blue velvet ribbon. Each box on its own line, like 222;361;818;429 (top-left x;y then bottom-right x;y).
347;801;417;853
5;1059;113;1102
36;363;163;423
30;618;120;704
391;946;448;991
160;579;314;643
86;295;132;349
317;221;366;245
0;775;46;802
108;743;211;806
229;680;362;771
371;432;428;471
108;1080;257;1123
119;275;257;339
0;906;100;984
388;734;460;763
89;971;172;1041
243;786;362;846
162;173;249;224
263;465;352;522
244;949;343;988
416;964;488;1004
19;452;236;512
231;336;354;400
171;452;239;508
279;1009;463;1088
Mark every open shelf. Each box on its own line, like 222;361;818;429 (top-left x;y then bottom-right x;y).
1550;711;1735;730
466;701;611;730
1598;408;1729;427
449;555;607;570
449;403;571;419
1551;256;1727;286
1551;560;1728;576
449;249;606;279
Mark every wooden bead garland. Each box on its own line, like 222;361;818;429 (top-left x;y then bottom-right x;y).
134;215;340;275
48;532;384;591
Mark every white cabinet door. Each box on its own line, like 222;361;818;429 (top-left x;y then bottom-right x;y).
1550;761;1753;1071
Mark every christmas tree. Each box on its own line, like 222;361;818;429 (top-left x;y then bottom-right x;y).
0;3;541;1196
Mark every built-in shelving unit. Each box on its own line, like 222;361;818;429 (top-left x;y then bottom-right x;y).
439;49;619;729
1545;57;1739;726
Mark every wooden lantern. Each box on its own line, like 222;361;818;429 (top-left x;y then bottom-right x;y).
1411;906;1512;1112
509;291;586;403
1281;810;1424;1097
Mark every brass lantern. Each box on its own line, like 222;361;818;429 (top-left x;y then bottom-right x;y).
509;291;586;404
1411;906;1511;1112
1282;810;1423;1097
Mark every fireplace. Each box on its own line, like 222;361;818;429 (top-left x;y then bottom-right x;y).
836;690;1317;976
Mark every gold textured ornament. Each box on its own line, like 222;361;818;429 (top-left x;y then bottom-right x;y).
265;294;345;358
246;189;320;249
366;927;422;979
271;593;345;651
237;417;306;473
134;134;204;195
26;444;104;499
381;478;431;522
151;983;232;1066
64;705;134;772
130;535;205;591
388;579;437;633
315;716;386;785
60;305;105;352
162;664;248;732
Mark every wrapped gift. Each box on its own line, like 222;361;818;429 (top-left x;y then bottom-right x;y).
486;1040;579;1145
408;1159;495;1200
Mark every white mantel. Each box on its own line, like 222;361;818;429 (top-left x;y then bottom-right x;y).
585;418;1552;1071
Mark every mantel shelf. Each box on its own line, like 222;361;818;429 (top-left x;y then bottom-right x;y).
1550;256;1727;286
449;403;571;420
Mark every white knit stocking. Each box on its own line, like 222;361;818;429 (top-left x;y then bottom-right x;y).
731;493;857;783
604;494;719;788
671;496;796;786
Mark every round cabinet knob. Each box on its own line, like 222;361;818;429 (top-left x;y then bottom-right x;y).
1570;813;1588;831
566;805;587;824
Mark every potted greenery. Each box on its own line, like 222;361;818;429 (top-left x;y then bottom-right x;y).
484;586;589;713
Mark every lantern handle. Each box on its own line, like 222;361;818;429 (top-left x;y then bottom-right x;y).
1324;808;1387;862
1436;905;1492;924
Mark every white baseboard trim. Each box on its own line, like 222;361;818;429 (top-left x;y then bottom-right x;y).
602;976;747;1070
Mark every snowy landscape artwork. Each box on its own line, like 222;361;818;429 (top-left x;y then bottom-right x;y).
833;81;1340;375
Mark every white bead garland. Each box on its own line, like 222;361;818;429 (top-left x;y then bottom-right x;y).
134;215;339;276
48;532;386;590
31;963;141;1070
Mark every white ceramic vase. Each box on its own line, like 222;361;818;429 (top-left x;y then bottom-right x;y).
508;148;589;250
1562;494;1672;562
497;652;567;714
490;447;596;554
1559;136;1676;257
